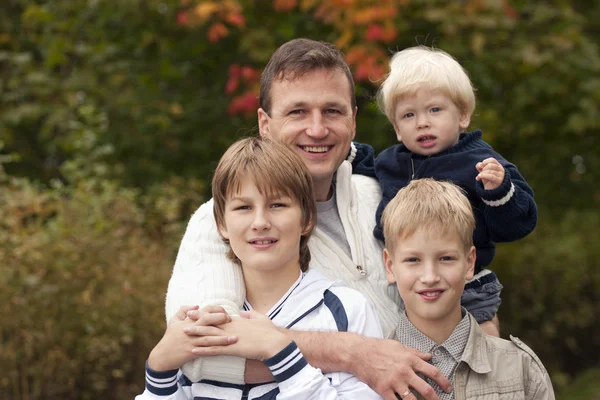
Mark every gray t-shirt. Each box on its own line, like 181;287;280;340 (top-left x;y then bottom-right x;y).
316;187;352;257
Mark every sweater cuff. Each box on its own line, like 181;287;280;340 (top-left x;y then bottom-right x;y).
264;341;313;391
145;360;179;396
180;355;246;384
477;169;514;207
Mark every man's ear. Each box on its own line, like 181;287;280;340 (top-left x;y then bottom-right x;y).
465;246;476;281
351;106;358;141
258;108;271;138
383;248;397;284
459;113;471;130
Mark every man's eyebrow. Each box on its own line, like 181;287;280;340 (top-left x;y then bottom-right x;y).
324;101;349;109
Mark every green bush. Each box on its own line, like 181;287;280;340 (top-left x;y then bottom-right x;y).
493;209;600;391
0;172;204;399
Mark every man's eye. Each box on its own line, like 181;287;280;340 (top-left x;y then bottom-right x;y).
289;109;304;115
325;109;341;114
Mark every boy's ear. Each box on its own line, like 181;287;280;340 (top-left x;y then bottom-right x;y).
393;124;402;142
383;248;397;284
301;215;315;236
258;108;271;138
217;223;229;241
465;246;476;281
459;113;471;130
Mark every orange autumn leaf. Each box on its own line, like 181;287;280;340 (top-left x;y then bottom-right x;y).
208;23;229;43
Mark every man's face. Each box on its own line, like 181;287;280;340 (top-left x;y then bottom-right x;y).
258;68;357;201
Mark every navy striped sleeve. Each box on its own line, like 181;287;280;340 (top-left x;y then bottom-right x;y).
263;341;308;383
145;360;179;396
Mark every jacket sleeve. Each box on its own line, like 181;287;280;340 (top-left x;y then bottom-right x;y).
165;199;247;383
135;363;191;400
476;163;538;242
348;142;377;178
268;288;383;400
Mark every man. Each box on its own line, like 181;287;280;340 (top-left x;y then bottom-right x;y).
166;38;501;400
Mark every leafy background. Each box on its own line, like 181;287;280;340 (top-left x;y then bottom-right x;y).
1;0;598;398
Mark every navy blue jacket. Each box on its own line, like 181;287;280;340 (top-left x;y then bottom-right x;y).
351;130;537;270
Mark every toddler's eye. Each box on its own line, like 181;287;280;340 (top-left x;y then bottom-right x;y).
430;107;441;113
403;112;414;118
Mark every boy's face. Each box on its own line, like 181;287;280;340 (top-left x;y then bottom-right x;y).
218;177;309;274
384;228;475;328
392;88;470;156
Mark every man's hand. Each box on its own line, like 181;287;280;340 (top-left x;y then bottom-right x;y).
187;310;291;361
476;157;505;190
348;336;451;400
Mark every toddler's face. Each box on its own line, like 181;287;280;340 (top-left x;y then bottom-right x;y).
393;89;470;156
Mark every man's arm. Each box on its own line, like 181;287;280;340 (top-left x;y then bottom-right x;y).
166;200;247;383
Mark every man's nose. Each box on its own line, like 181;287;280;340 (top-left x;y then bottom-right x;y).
306;111;327;139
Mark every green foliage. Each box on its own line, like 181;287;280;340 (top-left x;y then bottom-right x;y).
0;154;204;399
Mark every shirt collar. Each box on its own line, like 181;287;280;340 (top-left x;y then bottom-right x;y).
396;308;471;363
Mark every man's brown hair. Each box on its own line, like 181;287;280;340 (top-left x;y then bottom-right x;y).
259;38;356;114
212;137;316;271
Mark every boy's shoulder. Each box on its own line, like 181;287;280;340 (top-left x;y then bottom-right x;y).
479;330;550;378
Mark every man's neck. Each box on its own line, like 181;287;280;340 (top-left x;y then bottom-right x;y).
243;263;302;315
406;307;463;344
313;178;334;202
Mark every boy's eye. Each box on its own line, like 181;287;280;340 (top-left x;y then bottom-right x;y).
270;203;286;208
404;257;419;263
440;256;455;261
430;107;441;113
234;205;251;211
403;112;414;118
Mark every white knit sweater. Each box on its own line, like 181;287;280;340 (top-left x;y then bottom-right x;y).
165;160;402;384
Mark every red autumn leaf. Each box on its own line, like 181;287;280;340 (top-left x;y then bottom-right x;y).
176;11;189;26
240;66;259;82
225;76;239;94
365;24;385;42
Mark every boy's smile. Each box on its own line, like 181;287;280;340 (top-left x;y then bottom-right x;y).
219;177;309;276
392;88;470;156
384;228;476;337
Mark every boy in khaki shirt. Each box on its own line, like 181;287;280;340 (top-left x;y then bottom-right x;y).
381;179;554;400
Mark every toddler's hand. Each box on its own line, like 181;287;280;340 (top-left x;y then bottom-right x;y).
476;158;505;190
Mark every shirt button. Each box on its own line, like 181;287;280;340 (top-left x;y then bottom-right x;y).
434;349;442;356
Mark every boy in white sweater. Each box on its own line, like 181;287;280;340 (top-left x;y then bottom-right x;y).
137;137;383;400
381;179;554;400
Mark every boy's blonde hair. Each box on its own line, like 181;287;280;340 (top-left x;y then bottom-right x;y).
212;137;316;272
382;179;475;252
377;46;476;124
